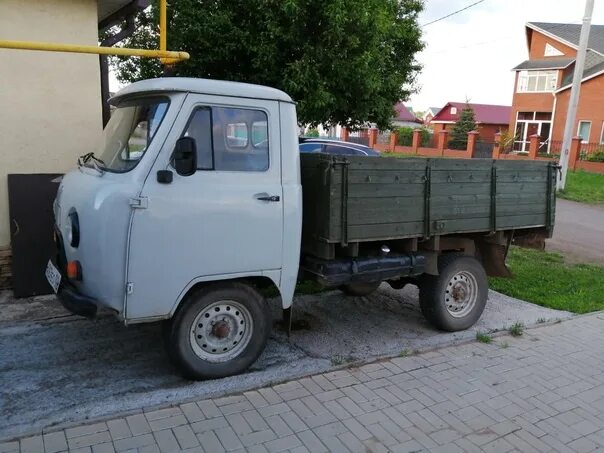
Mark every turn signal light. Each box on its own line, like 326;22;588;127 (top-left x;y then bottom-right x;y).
66;260;82;281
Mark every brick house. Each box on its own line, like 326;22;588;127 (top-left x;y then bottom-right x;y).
510;22;604;153
422;107;440;125
392;102;423;128
430;102;511;142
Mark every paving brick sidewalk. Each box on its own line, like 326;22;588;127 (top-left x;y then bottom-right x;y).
4;313;604;453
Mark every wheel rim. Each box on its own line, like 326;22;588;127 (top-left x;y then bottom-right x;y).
189;300;253;363
444;271;478;318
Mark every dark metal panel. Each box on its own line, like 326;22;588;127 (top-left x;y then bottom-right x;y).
8;174;61;297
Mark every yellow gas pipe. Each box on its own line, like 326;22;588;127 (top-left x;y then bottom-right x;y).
0;0;187;64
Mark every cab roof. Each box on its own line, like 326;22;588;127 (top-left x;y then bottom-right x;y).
111;77;294;104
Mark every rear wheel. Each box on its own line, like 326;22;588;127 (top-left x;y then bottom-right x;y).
339;281;382;297
164;282;270;380
419;255;487;331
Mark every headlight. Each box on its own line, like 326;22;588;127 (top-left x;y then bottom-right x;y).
68;209;80;248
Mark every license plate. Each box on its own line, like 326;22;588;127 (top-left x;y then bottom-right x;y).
45;260;62;294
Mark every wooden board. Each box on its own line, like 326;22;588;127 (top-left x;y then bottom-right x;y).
301;154;556;258
8;174;62;297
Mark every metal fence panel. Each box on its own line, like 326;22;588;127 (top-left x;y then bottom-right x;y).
347;136;369;146
473;141;494;158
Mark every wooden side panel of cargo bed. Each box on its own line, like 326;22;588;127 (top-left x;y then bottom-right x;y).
300;154;555;253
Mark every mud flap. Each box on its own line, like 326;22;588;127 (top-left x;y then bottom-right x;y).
475;240;511;278
513;231;547;251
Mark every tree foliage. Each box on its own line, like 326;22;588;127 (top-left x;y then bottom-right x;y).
448;105;477;150
111;0;424;129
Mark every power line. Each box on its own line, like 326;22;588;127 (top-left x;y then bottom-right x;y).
425;19;583;54
422;0;487;27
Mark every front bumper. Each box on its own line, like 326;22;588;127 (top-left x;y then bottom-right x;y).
57;282;98;318
53;224;98;318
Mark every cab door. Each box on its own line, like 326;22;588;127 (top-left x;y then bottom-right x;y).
125;94;283;320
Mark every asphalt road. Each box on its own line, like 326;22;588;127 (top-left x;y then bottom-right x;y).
0;286;571;441
547;199;604;265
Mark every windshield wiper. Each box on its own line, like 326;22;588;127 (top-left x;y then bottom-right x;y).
77;152;106;174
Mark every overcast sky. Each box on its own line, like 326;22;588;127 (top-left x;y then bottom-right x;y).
111;0;603;112
411;0;603;112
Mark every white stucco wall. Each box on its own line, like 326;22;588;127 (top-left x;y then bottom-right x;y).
0;0;102;247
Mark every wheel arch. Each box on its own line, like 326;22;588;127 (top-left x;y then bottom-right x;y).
169;273;281;319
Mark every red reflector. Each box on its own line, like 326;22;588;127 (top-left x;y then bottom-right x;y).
67;261;82;280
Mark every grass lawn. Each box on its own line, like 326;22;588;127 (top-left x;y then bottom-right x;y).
557;170;604;204
489;247;604;314
380;152;414;158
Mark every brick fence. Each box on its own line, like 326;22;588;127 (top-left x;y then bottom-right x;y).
355;127;604;175
367;129;478;159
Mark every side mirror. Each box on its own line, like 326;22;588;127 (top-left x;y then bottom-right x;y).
172;137;197;176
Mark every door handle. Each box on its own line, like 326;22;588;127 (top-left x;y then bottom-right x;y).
255;193;280;202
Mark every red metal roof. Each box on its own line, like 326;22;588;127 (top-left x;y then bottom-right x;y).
431;102;511;125
393;102;422;123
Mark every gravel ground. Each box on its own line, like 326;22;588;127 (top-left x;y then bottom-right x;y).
0;285;572;440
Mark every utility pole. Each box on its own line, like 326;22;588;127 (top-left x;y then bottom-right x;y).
558;0;594;191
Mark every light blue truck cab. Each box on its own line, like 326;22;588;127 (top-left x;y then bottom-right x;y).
50;78;302;379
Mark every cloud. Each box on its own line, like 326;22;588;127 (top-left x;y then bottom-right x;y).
410;0;603;111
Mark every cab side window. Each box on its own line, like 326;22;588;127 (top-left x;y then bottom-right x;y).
182;106;269;172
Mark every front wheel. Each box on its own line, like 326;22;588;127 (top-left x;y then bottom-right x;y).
163;282;271;380
419;255;488;331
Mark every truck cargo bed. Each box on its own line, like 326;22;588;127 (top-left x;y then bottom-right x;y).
301;154;556;259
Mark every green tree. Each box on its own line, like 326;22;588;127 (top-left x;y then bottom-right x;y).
305;128;320;137
448;104;477;150
111;0;424;130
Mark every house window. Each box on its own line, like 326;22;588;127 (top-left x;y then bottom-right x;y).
600;122;604;144
577;121;591;143
517;70;558;93
544;43;564;57
450;107;457;115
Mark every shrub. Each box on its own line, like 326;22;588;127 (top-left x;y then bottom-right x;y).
306;128;320;138
476;331;492;343
537;152;560;159
396;126;432;147
586;150;604;162
509;322;524;337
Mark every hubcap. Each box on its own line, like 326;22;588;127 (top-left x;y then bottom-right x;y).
189;300;253;362
444;271;478;318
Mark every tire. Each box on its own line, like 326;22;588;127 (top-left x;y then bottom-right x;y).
419;255;488;332
163;282;271;380
339;281;382;297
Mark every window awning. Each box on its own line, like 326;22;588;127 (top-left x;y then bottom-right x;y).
512;58;574;71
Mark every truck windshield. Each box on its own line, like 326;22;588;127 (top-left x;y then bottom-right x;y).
94;97;169;173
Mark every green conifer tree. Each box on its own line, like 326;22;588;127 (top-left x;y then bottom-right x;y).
448;105;477;150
